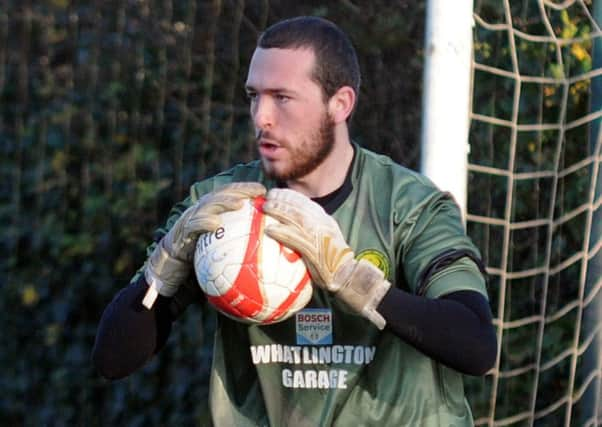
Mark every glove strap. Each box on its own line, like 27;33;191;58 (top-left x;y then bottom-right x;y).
142;243;190;309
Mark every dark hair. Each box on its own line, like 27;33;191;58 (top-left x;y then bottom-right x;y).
258;16;361;108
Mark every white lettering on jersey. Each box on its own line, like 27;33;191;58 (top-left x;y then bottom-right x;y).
250;345;376;365
250;344;270;364
282;369;349;389
251;344;375;390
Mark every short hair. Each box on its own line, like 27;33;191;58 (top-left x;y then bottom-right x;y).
257;16;361;107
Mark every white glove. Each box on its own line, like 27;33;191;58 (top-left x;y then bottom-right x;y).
263;189;391;329
142;182;266;308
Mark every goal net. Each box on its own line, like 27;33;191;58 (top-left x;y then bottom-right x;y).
466;0;602;425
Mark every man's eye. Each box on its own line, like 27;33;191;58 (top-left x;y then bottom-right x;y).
246;92;257;101
276;94;290;103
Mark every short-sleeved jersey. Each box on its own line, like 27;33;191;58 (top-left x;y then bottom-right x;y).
136;145;488;426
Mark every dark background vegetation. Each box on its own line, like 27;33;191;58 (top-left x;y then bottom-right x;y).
0;1;425;425
1;0;600;425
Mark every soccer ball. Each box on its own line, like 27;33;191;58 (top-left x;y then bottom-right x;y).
193;196;312;324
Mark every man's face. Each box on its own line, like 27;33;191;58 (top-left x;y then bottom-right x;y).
245;47;335;181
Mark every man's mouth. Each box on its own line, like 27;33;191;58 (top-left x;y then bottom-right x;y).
257;132;283;155
259;140;282;157
259;139;279;149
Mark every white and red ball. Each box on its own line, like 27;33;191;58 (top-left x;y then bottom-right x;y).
194;196;312;324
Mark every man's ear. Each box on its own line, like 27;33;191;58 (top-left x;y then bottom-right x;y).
328;86;356;124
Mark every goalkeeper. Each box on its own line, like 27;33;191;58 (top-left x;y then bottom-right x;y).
93;16;497;426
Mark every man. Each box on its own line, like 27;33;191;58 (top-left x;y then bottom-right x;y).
93;16;497;426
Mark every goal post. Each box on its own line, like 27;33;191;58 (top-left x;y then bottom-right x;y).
420;0;474;217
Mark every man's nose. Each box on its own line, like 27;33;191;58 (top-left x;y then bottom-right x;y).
253;95;275;130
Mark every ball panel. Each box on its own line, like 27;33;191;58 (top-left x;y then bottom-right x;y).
264;270;312;323
202;274;230;297
207;269;264;319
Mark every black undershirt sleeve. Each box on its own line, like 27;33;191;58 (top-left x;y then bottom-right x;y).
92;276;200;380
377;287;497;376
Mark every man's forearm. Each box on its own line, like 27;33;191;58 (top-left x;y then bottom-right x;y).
377;288;497;376
92;277;174;380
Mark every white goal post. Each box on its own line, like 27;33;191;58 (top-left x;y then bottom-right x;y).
420;0;474;218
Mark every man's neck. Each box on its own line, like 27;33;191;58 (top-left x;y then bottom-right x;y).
285;129;354;198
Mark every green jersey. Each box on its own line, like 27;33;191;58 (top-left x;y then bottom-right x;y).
139;145;488;426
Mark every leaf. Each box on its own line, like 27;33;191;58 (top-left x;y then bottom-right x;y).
21;285;40;307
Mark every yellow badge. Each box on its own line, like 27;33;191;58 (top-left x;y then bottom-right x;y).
356;249;390;280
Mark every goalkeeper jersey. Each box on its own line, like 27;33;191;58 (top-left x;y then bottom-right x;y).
139;144;488;426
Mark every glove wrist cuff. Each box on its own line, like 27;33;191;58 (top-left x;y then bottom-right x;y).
336;259;391;330
142;243;191;308
359;277;390;330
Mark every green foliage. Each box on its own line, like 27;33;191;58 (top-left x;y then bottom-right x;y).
0;0;425;424
468;1;600;425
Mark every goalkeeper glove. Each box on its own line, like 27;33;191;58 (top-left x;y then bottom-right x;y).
142;182;266;308
263;188;390;329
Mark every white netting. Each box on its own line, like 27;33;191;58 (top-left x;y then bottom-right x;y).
466;0;602;425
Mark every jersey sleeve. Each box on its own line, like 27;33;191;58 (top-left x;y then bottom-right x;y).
397;191;488;300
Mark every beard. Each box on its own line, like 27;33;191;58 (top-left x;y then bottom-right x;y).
259;113;336;182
